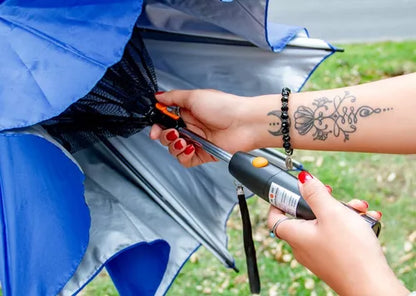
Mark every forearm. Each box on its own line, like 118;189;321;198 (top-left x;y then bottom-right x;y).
244;73;416;153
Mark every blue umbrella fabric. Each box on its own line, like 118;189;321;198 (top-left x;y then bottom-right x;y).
0;1;144;294
0;0;143;130
0;129;89;295
0;0;338;295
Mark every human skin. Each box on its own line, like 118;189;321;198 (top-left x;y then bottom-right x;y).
150;73;416;167
268;171;409;296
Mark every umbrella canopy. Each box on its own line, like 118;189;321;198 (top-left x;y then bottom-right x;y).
139;0;337;94
0;1;338;295
0;0;144;130
0;129;89;295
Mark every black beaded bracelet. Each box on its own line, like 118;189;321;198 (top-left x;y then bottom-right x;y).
281;87;293;169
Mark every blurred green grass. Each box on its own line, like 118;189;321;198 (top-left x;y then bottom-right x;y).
83;40;416;296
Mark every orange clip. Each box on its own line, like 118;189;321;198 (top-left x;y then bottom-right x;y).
155;102;180;120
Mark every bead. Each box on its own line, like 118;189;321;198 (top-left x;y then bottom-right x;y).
282;87;291;96
280;87;293;169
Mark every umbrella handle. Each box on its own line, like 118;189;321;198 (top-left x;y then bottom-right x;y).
146;102;186;129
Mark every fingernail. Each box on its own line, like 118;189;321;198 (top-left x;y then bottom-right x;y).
184;145;195;155
325;185;333;193
361;200;369;208
298;171;313;184
377;211;383;218
166;131;177;141
155;91;165;95
174;140;184;150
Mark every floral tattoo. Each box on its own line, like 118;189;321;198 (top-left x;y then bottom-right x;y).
267;91;392;141
294;91;391;141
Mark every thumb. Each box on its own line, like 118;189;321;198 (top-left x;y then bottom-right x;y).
298;171;340;219
155;90;194;109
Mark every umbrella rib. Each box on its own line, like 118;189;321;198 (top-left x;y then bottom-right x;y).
0;16;106;68
99;137;237;270
111;136;236;254
2;41;52;109
233;0;264;28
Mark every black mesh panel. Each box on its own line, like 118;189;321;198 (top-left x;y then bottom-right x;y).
42;28;158;152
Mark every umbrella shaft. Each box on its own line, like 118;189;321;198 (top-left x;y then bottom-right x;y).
178;128;232;163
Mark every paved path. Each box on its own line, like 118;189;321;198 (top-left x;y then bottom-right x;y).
269;0;416;43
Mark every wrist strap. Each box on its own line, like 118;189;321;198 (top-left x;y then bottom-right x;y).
236;185;260;294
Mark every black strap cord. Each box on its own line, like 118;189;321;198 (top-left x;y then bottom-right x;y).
236;185;260;294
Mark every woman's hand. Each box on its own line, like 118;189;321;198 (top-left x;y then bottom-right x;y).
150;90;259;167
267;172;409;296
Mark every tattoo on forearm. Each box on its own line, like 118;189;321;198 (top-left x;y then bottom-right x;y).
267;110;285;136
267;91;392;141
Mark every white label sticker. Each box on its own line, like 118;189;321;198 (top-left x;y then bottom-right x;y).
268;182;300;216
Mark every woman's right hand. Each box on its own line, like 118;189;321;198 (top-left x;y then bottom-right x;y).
150;89;258;167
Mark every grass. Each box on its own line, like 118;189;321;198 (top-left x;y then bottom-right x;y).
82;40;416;295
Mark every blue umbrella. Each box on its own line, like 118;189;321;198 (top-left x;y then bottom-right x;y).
0;1;338;295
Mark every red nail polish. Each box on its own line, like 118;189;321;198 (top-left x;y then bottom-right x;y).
155;91;165;95
361;200;369;208
298;171;313;184
377;211;383;218
166;131;177;141
174;140;184;150
325;185;333;193
184;145;195;155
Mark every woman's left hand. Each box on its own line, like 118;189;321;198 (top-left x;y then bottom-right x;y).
267;172;408;296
